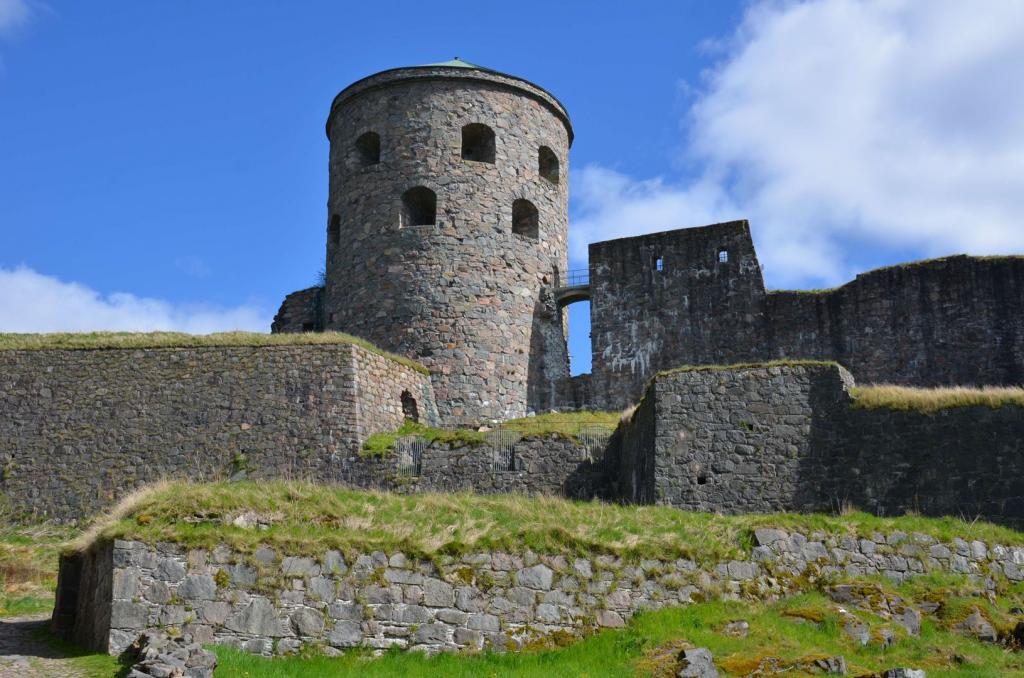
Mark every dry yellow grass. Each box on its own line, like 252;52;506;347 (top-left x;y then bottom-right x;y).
852;384;1024;414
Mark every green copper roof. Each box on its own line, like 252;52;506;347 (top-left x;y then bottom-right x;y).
424;57;482;69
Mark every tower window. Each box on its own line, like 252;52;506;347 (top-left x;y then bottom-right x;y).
328;214;340;245
655;256;664;272
401;187;436;227
718;249;729;263
539;146;559;184
354;131;380;166
512;199;539;240
461;123;496;163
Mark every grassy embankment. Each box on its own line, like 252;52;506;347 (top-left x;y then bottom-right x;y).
67;481;1024;564
6;482;1024;676
0;330;428;374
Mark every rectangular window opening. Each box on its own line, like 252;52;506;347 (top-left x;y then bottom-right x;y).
655;256;664;272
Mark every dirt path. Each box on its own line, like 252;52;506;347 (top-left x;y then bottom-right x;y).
0;614;95;678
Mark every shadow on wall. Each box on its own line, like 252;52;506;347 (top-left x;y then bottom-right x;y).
802;393;1024;524
527;291;570;415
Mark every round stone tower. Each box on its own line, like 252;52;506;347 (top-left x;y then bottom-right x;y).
322;59;573;426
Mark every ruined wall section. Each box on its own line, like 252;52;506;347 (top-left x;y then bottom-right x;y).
271;287;323;334
323;66;572;425
0;344;436;521
765;256;1024;386
589;221;765;409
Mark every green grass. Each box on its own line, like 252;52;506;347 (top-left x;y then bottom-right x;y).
0;331;428;374
361;421;487;457
0;524;76;617
361;411;622;456
32;627;129;677
851;384;1024;414
67;481;1024;566
211;592;1024;677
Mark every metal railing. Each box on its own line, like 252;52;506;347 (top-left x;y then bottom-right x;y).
487;429;523;472
395;437;425;477
565;268;590;287
575;424;615;461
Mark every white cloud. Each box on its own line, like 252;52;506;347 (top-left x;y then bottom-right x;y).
0;266;271;334
0;0;30;36
572;0;1024;288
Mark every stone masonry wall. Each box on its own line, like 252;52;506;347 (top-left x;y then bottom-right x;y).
0;343;436;521
764;255;1024;387
621;363;1024;526
341;433;609;499
59;528;1024;656
322;65;572;426
589;221;766;410
588;223;1024;410
271;287;323;334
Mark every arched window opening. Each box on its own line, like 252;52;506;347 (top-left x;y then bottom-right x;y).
512;199;539;240
655;256;664;272
354;131;380;166
461;123;496;163
538;146;559;184
401;187;436;227
328;214;341;246
401;390;420;423
718;249;729;264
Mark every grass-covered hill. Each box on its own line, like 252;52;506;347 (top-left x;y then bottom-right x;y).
5;482;1023;676
70;481;1024;564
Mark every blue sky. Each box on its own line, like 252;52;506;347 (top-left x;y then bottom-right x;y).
2;0;1023;375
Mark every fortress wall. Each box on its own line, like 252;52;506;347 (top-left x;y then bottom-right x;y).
812;405;1024;523
627;363;1024;526
63;528;1024;656
765;256;1024;387
587;223;1024;412
588;221;766;410
343;434;607;499
639;364;853;513
0;344;436;521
